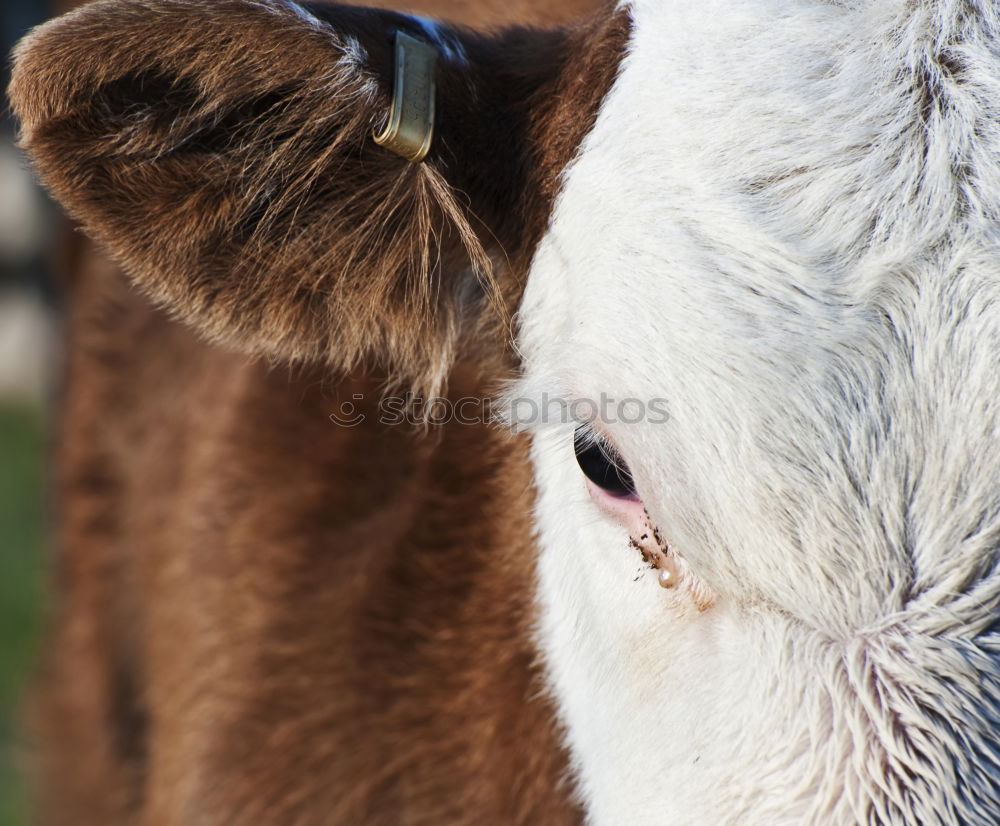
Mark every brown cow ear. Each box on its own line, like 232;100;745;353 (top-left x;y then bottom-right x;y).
8;0;574;395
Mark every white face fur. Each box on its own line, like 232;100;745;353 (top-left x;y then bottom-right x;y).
516;0;1000;823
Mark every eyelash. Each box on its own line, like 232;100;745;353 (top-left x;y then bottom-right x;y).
573;423;638;500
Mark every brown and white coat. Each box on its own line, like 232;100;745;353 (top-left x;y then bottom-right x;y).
10;0;1000;823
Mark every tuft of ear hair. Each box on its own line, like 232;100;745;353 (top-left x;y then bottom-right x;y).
9;0;508;397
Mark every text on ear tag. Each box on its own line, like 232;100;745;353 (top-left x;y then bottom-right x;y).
372;31;438;163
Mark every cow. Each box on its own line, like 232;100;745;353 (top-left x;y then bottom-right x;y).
8;0;1000;823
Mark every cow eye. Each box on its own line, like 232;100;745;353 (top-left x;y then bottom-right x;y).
573;425;638;499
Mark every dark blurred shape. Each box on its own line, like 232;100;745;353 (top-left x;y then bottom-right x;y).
2;0;56;405
3;0;55;284
2;5;55;826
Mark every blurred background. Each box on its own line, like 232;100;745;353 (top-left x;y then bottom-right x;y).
2;2;58;823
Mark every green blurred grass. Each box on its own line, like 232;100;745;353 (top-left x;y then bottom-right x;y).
0;405;46;826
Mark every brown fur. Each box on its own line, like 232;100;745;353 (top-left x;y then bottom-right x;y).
12;0;493;398
8;0;630;823
34;267;580;824
11;0;627;398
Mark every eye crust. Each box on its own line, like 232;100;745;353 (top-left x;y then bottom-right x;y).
573;424;639;500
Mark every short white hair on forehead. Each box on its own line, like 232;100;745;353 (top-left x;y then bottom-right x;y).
522;0;1000;622
519;0;1000;823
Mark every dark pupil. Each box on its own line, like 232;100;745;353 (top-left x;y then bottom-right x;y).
573;425;637;499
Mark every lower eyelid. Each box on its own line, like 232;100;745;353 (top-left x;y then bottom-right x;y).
585;477;646;525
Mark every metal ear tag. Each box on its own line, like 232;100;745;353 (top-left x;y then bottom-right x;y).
372;31;438;163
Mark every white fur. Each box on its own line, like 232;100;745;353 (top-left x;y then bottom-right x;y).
517;0;1000;823
409;15;468;65
248;0;324;31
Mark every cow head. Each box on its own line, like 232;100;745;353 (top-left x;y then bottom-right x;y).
9;0;1000;823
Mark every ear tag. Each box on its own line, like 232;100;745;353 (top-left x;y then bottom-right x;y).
372;31;438;163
